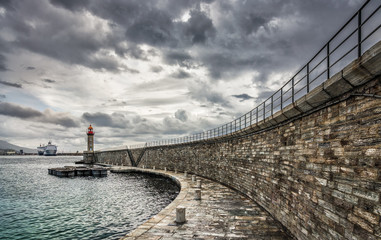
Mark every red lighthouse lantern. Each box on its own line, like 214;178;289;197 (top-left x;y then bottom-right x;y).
87;125;94;135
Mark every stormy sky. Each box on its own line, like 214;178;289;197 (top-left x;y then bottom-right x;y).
0;0;367;152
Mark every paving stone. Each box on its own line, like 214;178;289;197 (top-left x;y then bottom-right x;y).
116;167;292;240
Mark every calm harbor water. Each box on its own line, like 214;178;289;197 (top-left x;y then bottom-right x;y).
0;156;179;240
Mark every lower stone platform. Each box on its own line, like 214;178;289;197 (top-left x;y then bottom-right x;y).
110;166;294;240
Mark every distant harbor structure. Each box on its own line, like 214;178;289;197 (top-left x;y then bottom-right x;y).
37;141;57;156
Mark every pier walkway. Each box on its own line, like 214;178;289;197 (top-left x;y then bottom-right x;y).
109;166;293;240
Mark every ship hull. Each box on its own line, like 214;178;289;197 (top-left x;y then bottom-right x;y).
44;150;57;156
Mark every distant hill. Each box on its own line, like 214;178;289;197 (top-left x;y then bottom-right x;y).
0;140;37;153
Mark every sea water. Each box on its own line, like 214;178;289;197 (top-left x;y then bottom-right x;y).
0;156;179;240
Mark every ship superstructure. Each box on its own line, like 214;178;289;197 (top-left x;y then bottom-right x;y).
37;141;57;156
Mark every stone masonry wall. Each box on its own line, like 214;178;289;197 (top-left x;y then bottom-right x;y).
95;149;132;166
94;42;381;239
136;78;381;240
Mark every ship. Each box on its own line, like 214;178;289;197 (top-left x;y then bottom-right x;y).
44;141;57;156
37;144;45;155
37;141;57;156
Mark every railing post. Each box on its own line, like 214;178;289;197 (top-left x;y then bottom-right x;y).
263;102;265;120
292;78;295;103
256;107;258;123
327;42;330;79
358;10;362;57
271;95;273;116
280;87;283;109
307;64;310;93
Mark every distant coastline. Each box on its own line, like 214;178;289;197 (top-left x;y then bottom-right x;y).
0;152;82;156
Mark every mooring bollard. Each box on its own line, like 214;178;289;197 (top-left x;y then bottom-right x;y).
153;166;155;170
142;165;145;169
184;171;187;177
194;189;201;200
197;180;201;188
175;169;177;174
176;207;186;223
164;167;167;172
192;175;196;182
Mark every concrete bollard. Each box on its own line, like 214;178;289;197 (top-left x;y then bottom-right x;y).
176;207;186;223
192;175;196;182
175;169;177;174
184;171;187;177
164;167;167;172
142;165;145;169
153;166;155;170
196;180;201;188
194;189;201;200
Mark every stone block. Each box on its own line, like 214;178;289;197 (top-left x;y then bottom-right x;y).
360;40;381;76
305;84;331;107
323;71;354;98
342;59;373;87
266;115;278;125
348;213;373;233
282;103;301;119
295;95;314;113
353;188;379;202
272;110;288;124
354;207;379;225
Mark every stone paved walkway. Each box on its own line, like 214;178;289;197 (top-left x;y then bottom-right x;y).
110;167;293;240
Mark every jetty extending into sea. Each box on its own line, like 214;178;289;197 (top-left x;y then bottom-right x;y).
48;166;107;178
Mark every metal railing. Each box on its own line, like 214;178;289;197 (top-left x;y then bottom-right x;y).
130;0;381;149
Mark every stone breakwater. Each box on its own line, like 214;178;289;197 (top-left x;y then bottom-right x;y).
110;167;293;239
93;41;381;240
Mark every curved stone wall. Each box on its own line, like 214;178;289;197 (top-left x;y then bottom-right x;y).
94;42;381;240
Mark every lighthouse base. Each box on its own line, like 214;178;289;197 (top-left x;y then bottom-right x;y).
83;151;95;164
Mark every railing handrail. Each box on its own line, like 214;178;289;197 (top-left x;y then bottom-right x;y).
130;0;380;149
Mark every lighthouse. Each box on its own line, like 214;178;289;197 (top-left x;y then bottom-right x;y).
84;124;95;164
87;125;94;152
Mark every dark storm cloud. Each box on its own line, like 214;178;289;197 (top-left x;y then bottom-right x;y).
0;1;129;72
82;112;131;128
26;66;35;70
0;102;78;127
126;9;175;46
1;0;364;79
0;0;14;9
200;51;270;80
232;94;254;102
164;51;193;67
0;102;42;118
184;10;216;44
43;78;56;83
49;0;90;12
202;0;364;82
0;80;22;88
171;69;191;79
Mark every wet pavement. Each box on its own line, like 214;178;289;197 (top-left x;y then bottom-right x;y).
111;167;293;240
